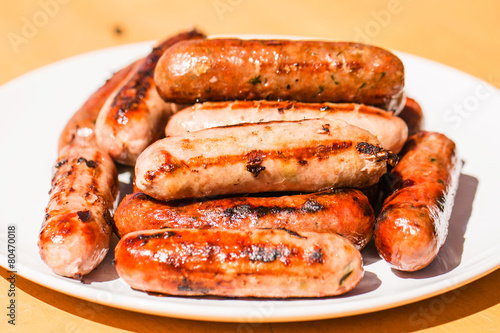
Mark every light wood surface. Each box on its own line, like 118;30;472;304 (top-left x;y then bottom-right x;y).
1;0;499;332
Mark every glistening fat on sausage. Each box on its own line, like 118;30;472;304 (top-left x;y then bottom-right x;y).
135;118;398;201
115;228;364;297
374;131;461;272
114;188;375;249
154;39;405;111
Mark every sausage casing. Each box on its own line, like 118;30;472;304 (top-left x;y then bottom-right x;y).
114;188;375;249
115;228;363;298
165;101;408;153
135;118;397;201
374;131;461;271
154;39;404;109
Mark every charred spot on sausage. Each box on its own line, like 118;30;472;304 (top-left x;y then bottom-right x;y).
308;248;324;264
77;210;91;222
356;142;399;166
55;159;67;168
246;150;266;177
76;157;97;168
300;199;324;213
247;245;282;263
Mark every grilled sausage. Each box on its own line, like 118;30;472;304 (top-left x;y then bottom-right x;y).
39;63;133;278
397;97;424;136
38;144;118;278
58;62;137;151
135;118;398;201
95;29;206;165
114;188;375;249
154;39;405;110
115;228;363;297
374;131;461;271
165;101;408;153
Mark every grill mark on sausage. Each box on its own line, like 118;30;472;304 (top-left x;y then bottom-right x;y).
145;140;353;180
308;247;324;264
108;29;205;127
300;198;325;213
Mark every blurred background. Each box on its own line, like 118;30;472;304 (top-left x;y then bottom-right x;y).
1;0;499;87
1;0;499;332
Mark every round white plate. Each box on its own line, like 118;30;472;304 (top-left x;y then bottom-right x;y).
1;36;499;323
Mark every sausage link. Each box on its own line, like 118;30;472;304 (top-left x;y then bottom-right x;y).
374;131;461;271
38;144;118;278
154;39;405;110
114;188;375;249
96;29;206;165
166;101;408;153
135;118;398;201
115;228;363;297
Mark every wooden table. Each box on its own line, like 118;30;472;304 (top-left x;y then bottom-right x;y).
1;1;499;331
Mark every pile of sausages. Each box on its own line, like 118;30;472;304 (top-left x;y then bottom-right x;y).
38;29;461;298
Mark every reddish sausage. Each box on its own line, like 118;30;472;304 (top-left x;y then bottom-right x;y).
115;228;364;298
154;39;405;110
374;131;461;271
114;189;375;249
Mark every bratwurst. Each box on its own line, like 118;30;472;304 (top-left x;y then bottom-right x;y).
115;228;363;297
165;101;408;153
135;118;398;201
154;39;405;110
114;188;375;249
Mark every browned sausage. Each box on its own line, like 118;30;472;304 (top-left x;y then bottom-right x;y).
114;188;375;249
114;228;363;298
374;131;461;271
154;39;405;110
135;118;398;201
95;29;206;165
165;101;408;153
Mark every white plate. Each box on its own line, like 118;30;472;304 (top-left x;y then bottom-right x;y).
1;36;500;323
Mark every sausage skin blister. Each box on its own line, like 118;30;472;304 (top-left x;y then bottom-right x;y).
96;29;206;165
165;101;408;153
114;188;375;249
154;39;405;111
115;228;363;298
135;118;398;201
374;131;461;271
